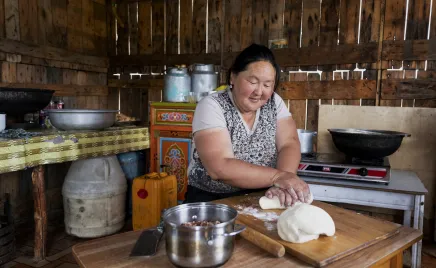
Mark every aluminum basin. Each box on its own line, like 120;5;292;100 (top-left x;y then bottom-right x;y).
46;109;119;130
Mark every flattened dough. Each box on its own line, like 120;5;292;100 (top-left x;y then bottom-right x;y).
277;203;335;243
259;192;314;209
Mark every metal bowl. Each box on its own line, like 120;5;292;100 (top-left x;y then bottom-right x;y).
162;202;246;268
328;128;411;159
46;109;119;131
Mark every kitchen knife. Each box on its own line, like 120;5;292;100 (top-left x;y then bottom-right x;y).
130;211;166;257
129;228;163;257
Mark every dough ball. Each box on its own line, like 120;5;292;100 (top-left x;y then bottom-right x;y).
259;196;286;209
259;192;314;210
277;203;335;243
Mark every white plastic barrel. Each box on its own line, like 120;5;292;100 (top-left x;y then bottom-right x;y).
62;155;127;238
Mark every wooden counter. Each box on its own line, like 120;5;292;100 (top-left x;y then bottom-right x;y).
0;126;149;174
0;126;150;262
72;226;422;267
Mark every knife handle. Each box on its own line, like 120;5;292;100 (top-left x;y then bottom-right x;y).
238;223;285;258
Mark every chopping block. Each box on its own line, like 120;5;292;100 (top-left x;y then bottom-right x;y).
213;191;402;267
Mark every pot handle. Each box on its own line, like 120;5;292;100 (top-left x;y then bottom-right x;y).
222;224;246;237
206;224;246;245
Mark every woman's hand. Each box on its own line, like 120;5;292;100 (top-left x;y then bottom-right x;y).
265;186;293;207
270;171;311;206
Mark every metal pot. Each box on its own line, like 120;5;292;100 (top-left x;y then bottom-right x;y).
0;88;54;115
191;64;218;102
163;66;191;102
162;202;246;268
328;128;411;159
297;129;317;154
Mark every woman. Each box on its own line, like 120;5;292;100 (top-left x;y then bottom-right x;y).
185;43;311;207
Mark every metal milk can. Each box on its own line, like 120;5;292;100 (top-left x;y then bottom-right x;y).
163;66;191;102
191;64;218;101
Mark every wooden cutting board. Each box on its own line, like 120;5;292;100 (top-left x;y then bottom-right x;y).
213;192;401;267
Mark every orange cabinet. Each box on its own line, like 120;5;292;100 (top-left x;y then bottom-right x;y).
150;102;196;202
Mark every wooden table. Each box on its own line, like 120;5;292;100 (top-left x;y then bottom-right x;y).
72;226;422;268
0;126;149;262
302;169;427;268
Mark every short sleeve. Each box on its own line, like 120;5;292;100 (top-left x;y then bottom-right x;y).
274;93;292;120
192;95;227;134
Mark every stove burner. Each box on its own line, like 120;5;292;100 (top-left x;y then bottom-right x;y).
298;152;391;184
348;157;385;166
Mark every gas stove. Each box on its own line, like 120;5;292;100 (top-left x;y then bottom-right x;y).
297;153;391;184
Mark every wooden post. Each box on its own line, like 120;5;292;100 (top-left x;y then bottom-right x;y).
31;165;47;261
375;0;387;106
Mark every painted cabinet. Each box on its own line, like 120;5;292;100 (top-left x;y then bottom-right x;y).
150;102;196;201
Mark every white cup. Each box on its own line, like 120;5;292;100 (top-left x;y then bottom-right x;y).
0;114;5;131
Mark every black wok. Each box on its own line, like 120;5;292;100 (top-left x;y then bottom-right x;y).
0;88;55;115
328;128;411;159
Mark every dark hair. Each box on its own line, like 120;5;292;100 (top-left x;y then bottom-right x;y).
227;43;281;91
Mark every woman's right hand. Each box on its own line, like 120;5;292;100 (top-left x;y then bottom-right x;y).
271;171;311;206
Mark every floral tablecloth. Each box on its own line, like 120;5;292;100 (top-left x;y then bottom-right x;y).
0;126;150;174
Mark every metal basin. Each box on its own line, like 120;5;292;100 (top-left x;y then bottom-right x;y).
46;109;119;131
162;202;246;268
328;128;411;159
0;88;54;115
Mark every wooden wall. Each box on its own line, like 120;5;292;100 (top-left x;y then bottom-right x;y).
0;0;109;227
108;0;436;127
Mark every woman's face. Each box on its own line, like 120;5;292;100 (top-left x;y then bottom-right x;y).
230;61;276;113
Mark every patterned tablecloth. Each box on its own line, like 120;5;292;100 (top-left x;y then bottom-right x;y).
0;126;150;174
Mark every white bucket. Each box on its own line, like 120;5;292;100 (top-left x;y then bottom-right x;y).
62;156;127;238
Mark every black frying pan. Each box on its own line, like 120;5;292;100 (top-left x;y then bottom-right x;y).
328;128;411;159
0;88;55;115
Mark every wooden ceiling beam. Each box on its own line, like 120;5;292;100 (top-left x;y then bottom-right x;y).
0;83;108;96
278;80;377;100
108;78;164;89
382;39;436;61
0;38;109;68
109;77;377;100
381;79;436;99
110;43;378;69
109;39;436;69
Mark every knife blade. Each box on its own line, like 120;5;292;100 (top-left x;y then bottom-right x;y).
130;210;166;257
130;227;164;257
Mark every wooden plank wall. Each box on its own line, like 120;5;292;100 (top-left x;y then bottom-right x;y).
108;0;436;127
0;0;109;227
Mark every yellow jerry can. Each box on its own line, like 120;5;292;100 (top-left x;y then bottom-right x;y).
132;172;177;230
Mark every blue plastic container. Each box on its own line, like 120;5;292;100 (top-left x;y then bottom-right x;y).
116;151;145;217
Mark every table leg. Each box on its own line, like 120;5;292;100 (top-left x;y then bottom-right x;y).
403;210;412;227
31;165;47;261
417;195;424;268
411;195;424;268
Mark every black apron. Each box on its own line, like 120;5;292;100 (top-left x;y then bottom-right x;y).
183;185;268;203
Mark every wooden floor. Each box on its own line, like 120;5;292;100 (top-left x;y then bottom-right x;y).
3;221;436;268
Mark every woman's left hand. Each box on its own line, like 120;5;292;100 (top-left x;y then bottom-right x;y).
264;186;295;207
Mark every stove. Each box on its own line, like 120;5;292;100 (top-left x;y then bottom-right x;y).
297;153;391;184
